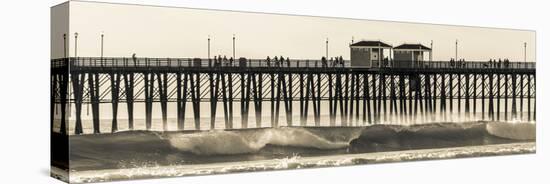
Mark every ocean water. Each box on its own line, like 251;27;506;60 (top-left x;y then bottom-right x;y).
61;120;536;183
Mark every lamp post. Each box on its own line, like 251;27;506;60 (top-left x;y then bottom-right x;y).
455;39;458;61
325;38;329;59
100;32;104;66
74;32;78;58
63;34;67;58
101;32;104;58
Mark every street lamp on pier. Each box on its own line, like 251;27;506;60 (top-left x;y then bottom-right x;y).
74;32;79;58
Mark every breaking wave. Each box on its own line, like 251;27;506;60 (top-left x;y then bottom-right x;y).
165;127;359;155
161;121;535;155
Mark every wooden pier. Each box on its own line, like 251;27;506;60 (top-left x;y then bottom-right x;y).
51;57;536;134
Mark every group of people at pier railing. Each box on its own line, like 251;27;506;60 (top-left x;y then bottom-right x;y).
450;58;467;68
321;56;346;67
210;55;347;68
485;58;513;68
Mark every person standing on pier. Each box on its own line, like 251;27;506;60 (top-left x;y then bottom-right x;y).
132;53;137;66
214;56;218;66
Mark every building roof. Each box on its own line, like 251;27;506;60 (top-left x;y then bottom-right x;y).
394;43;431;50
350;40;392;48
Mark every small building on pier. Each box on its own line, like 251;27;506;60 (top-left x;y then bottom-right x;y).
392;43;432;67
350;40;392;68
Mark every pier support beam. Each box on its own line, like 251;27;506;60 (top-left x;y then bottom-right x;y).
497;74;501;120
211;72;220;129
328;73;334;126
71;72;84;134
228;73;234;128
110;73;121;132
473;74;477;118
504;74;509;121
252;73;263;127
520;74;524;120
190;73;201;130
300;73;306;125
221;73;230;128
440;74;446;121
124;73;135;130
465;74;470;118
489;74;494;121
382;74;387;123
373;74;378;124
176;73;187;130
89;73;100;134
270;73;275;127
527;74;531;121
58;72;69;135
390;75;398;121
512;74;517;119
316;73;321;126
350;73;355;124
143;73;154;130
481;74;486;120
365;73;371;124
399;75;405;123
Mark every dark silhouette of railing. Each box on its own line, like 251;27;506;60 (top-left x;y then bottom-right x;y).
56;57;536;70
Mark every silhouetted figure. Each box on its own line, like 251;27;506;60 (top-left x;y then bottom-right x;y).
132;53;137;66
266;56;271;67
273;56;278;67
504;59;510;68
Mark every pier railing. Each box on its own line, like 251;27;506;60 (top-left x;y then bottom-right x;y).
57;57;536;70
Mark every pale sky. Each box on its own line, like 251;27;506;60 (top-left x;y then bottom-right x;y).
52;0;536;62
